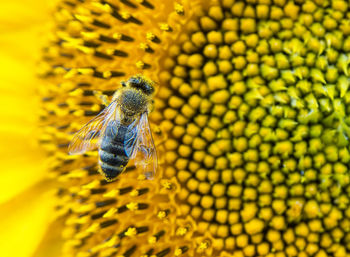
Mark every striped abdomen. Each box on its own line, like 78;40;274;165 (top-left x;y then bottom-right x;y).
99;122;130;181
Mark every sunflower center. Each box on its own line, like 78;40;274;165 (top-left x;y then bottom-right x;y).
158;0;350;254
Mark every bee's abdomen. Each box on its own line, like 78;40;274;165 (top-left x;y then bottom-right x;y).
99;148;128;165
99;124;129;181
99;161;124;181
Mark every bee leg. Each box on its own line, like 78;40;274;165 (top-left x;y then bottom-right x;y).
93;90;110;106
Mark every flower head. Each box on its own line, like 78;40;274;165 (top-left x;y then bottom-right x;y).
40;0;350;256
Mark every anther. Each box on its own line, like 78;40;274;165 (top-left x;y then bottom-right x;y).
95;199;116;208
123;245;137;257
148;230;165;244
94;51;114;60
100;219;117;228
91;19;111;29
155;248;170;257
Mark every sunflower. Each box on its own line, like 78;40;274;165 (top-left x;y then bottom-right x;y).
3;0;350;256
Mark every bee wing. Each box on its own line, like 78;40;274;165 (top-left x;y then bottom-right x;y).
68;100;119;155
124;112;158;179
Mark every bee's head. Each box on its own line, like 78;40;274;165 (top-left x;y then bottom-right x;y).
121;74;155;95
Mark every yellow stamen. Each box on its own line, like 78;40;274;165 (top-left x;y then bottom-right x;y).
136;61;145;69
125;227;137;237
103;207;117;218
146;32;156;41
126;202;138;211
159;23;170;31
174;3;184;14
157;211;166;219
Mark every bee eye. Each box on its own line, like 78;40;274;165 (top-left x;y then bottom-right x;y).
121;81;127;87
146;85;155;95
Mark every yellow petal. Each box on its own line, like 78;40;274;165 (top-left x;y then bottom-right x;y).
0;1;51;31
31;219;65;257
0;0;51;204
0;45;48;204
0;181;56;257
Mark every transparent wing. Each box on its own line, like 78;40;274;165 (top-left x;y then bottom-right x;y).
124;118;140;158
68;100;119;155
125;112;157;179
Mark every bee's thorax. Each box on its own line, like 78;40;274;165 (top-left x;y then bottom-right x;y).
116;88;150;116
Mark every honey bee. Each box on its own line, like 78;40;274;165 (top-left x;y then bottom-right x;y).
68;75;157;181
